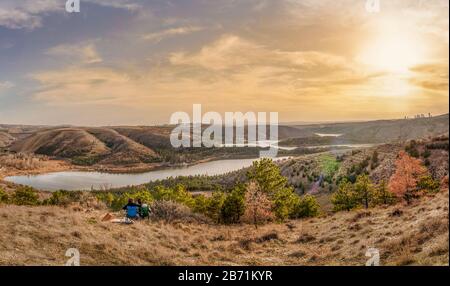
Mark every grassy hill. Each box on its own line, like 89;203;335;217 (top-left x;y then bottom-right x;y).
0;189;447;266
0;131;15;148
2;114;449;168
9;127;160;166
280;114;449;144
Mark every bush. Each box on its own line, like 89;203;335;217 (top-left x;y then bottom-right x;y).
0;188;8;204
150;200;209;223
242;181;273;228
291;195;320;218
11;187;39;206
153;185;193;207
43;190;83;206
220;186;245;224
332;179;357;211
272;187;299;221
205;192;226;223
192;194;208;214
417;175;440;194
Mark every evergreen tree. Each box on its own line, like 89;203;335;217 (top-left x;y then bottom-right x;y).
332;179;357;211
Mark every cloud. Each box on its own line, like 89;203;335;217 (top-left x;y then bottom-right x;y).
142;26;204;43
169;34;349;72
0;0;61;29
0;0;140;30
0;81;14;90
46;42;103;64
409;62;449;91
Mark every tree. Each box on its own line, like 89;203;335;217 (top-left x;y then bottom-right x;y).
247;158;288;196
292;195;320;218
417;175;440;194
220;185;246;224
332;179;357;211
354;174;375;209
242;181;273;228
272;187;299;221
373;180;396;205
206;192;226;223
389;151;427;204
192;194;208;214
371;151;379;169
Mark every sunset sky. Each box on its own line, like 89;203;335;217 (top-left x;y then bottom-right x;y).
0;0;448;126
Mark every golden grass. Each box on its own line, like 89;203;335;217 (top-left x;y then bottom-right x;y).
0;189;448;266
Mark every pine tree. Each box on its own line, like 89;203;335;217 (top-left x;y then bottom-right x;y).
247;158;288;196
332;179;357;211
374;180;396;205
354;174;375;209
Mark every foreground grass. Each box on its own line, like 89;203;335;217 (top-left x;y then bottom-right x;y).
0;190;448;266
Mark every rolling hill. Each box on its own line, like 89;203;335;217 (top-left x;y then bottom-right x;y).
9;127;160;166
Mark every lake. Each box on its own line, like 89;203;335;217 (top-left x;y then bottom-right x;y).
4;157;291;191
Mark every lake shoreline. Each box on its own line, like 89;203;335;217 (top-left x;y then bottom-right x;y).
3;156;294;191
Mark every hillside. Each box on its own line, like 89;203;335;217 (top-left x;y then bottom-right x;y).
10;128;110;158
0;189;447;266
0;131;15;148
9;127;161;167
85;128;160;165
280;114;449;144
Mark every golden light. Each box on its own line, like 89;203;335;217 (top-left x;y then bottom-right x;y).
357;18;427;73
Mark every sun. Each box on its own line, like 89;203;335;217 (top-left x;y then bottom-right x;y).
357;19;427;73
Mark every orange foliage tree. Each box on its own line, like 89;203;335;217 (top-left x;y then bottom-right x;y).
389;151;428;204
242;181;273;228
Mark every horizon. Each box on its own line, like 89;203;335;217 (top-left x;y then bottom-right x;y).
1;112;448;128
0;0;449;126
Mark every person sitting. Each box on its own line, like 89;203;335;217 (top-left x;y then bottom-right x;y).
137;199;150;220
122;198;140;219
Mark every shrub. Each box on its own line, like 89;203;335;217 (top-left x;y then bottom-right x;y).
11;187;39;206
374;181;396;205
150;200;209;223
43;190;83;206
0;188;8;204
205;192;226;223
242;181;273;228
192;194;208;214
272;187;299;221
417;175;440;194
153;185;193;207
291;195;320;218
332;179;357;211
220;186;245;224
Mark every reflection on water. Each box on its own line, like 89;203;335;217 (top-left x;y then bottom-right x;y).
4;157;290;191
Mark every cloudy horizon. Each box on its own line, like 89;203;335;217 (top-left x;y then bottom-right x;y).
0;0;448;126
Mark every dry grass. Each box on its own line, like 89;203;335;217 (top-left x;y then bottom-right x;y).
0;190;448;266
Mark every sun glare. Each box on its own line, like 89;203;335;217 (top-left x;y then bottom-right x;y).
357;19;427;73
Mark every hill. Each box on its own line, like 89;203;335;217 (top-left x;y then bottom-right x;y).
0;188;447;266
0;131;15;148
9;127;160;166
10;128;110;158
280;114;449;144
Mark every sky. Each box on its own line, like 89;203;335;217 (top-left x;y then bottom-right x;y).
0;0;448;126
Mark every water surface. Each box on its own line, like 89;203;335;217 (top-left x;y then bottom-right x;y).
4;157;290;191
